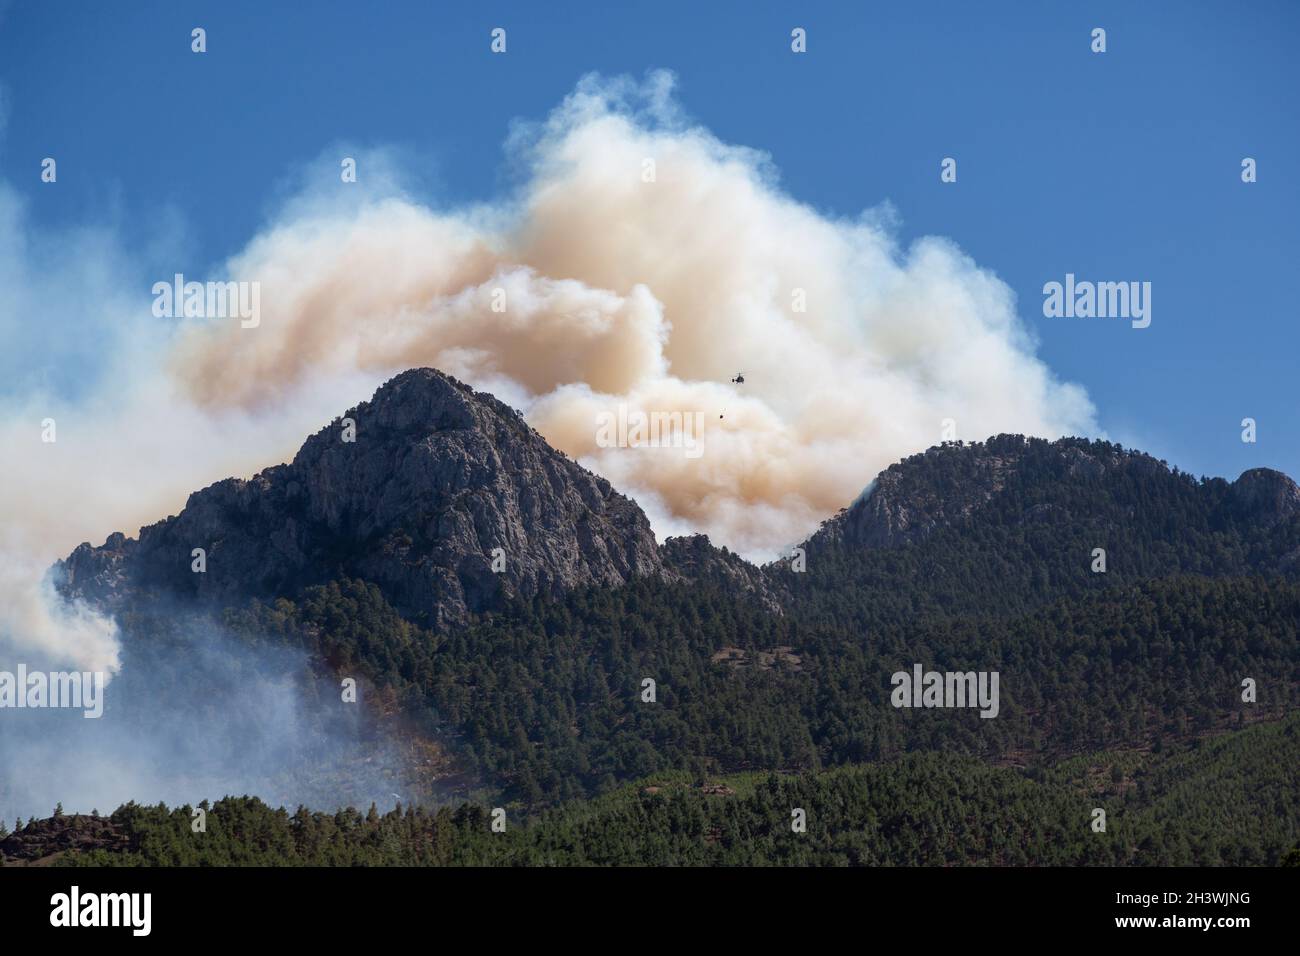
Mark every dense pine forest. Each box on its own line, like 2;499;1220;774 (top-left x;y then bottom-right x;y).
10;435;1299;866
5;713;1298;866
209;570;1300;809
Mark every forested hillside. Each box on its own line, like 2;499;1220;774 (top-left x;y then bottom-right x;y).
7;713;1296;867
212;570;1299;807
36;373;1300;864
788;435;1300;626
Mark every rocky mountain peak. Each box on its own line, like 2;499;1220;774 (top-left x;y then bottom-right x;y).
1229;468;1300;525
58;368;667;627
803;435;1170;552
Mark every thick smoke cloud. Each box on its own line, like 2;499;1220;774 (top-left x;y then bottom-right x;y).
2;71;1097;676
0;71;1096;816
171;72;1098;557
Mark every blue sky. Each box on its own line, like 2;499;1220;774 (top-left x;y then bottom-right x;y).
2;0;1298;483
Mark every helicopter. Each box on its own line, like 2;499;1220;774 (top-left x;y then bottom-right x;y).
721;373;746;417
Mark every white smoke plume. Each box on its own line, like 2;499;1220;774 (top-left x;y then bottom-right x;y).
1;71;1097;678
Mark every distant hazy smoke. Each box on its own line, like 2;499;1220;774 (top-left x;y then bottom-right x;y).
170;72;1096;558
0;613;420;822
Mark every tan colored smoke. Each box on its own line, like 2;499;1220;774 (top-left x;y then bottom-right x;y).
1;72;1098;676
169;73;1095;558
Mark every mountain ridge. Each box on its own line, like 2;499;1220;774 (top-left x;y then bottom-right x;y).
57;367;1300;621
35;366;1300;815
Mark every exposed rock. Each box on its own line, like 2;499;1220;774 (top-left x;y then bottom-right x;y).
710;645;802;672
699;784;735;797
58;369;668;628
1229;468;1300;526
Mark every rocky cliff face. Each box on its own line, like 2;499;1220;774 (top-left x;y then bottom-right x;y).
58;369;668;628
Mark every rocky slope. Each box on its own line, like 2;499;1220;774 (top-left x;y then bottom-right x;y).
57;369;670;628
